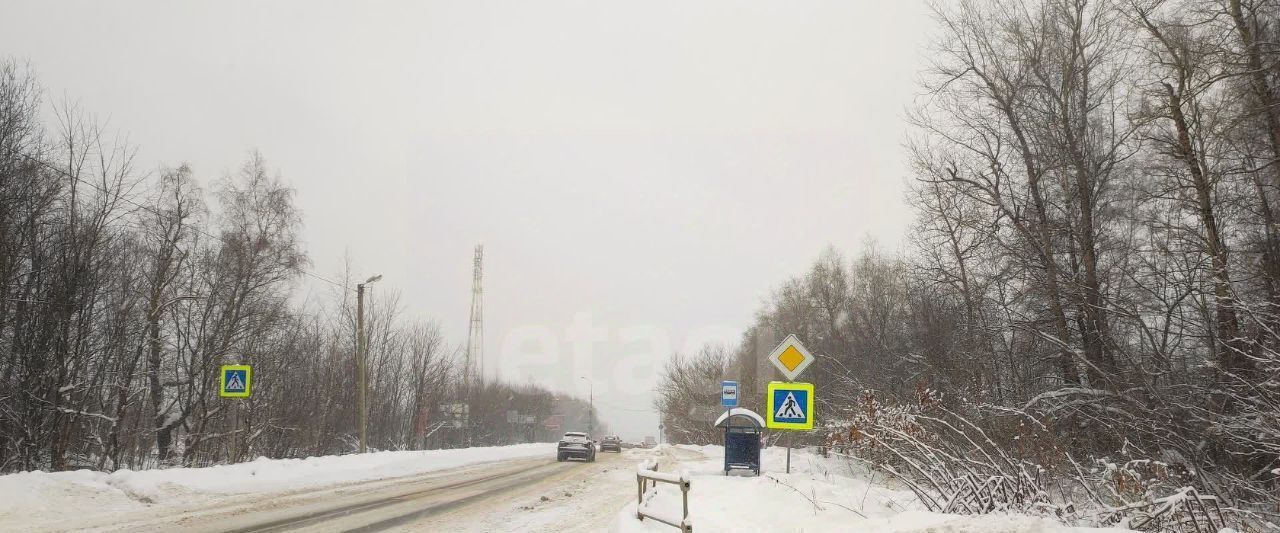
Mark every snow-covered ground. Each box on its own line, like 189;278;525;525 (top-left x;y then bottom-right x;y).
0;442;1141;532
611;445;1130;533
0;443;554;531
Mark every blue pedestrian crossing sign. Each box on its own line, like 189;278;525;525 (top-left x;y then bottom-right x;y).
220;365;252;398
766;381;814;430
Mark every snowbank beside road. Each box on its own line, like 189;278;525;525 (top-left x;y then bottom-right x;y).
0;442;554;526
613;445;1127;533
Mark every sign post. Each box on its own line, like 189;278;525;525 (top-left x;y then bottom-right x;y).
720;380;739;449
219;364;251;462
764;335;817;473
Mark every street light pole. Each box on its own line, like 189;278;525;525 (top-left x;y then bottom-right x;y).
357;274;382;454
579;376;593;438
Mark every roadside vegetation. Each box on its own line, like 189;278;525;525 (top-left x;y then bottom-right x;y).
657;0;1280;530
0;59;596;473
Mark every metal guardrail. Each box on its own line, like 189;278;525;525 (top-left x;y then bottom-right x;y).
636;458;692;532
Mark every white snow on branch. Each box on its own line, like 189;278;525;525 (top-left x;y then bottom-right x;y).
56;407;117;423
1022;387;1113;410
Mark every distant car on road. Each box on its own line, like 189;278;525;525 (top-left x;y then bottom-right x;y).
557;431;596;462
599;435;622;452
643;436;657;448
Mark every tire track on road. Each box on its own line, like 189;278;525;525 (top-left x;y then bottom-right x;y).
230;459;571;532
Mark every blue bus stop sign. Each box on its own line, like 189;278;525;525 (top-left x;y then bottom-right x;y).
721;380;739;408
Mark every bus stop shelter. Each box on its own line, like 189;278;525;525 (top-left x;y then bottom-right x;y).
714;407;764;475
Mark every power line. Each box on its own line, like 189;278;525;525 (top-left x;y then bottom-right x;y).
594;400;659;413
22;154;351;291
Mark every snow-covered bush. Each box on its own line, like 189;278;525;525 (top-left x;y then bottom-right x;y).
826;391;1267;532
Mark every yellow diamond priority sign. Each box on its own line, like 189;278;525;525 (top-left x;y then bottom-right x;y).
768;334;814;381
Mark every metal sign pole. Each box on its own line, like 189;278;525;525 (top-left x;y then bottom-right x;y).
230;399;239;463
786;433;791;474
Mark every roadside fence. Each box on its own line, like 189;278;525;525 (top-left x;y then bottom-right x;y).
635;458;692;532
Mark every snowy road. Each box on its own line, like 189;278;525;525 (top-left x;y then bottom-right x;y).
20;448;649;533
386;449;653;533
9;445;1136;533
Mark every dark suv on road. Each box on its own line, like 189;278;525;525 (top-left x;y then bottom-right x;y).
556;431;596;462
599;435;622;452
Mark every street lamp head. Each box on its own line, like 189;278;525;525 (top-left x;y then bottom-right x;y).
364;274;383;284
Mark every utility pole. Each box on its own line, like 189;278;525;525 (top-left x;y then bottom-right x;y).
579;376;593;438
658;408;663;447
357;274;382;454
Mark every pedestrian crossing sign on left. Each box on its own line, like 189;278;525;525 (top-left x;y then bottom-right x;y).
220;365;252;398
766;381;814;430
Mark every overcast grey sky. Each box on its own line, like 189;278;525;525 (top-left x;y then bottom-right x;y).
3;0;931;440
